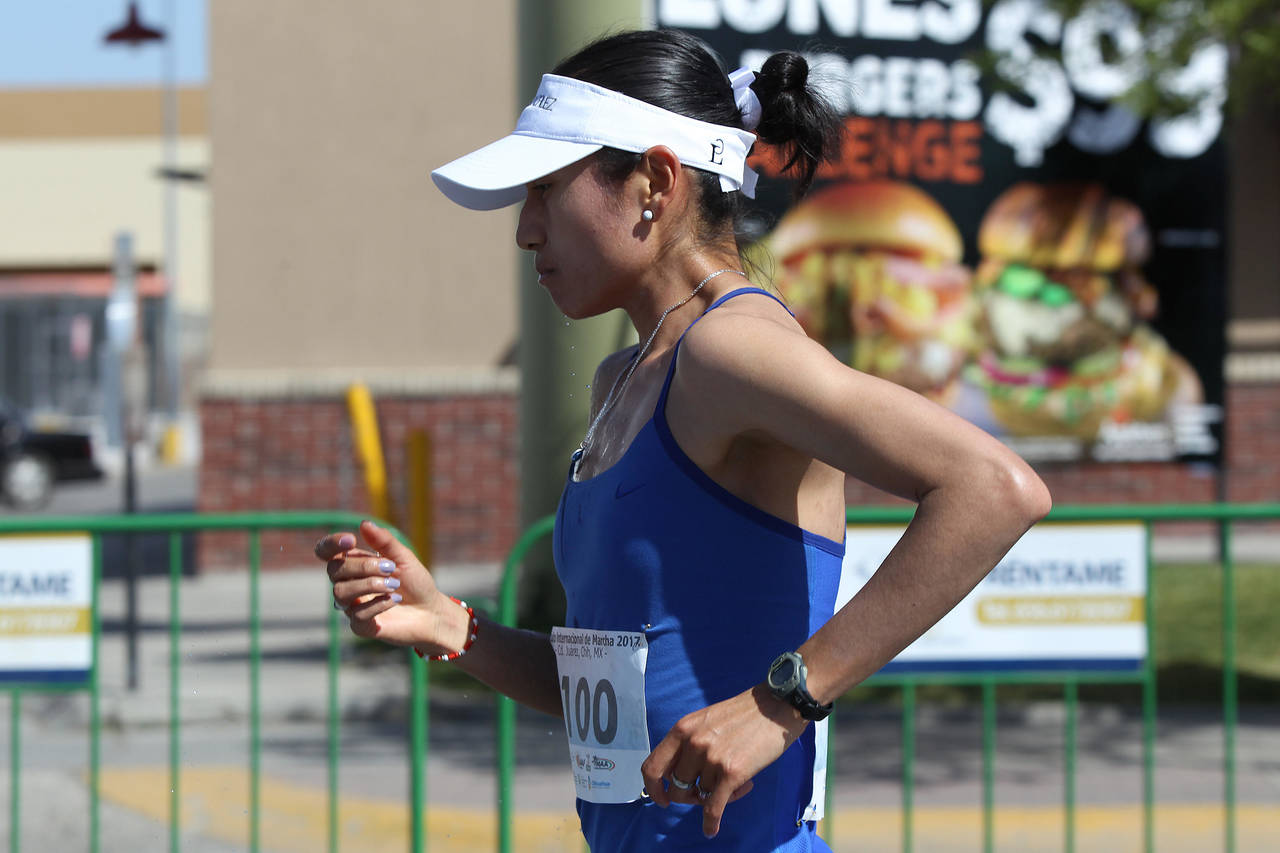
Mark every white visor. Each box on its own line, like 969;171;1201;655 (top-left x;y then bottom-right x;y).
431;74;759;211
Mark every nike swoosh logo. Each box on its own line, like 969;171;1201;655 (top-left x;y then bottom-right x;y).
615;481;646;499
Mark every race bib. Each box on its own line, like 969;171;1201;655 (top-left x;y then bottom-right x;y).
551;627;651;803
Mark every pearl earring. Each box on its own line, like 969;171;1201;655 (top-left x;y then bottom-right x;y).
642;209;654;222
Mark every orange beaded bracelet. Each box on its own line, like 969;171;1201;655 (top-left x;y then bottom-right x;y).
415;596;478;662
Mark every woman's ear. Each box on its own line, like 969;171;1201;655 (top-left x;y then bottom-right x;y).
635;146;681;218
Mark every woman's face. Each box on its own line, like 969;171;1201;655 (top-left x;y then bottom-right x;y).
515;155;647;318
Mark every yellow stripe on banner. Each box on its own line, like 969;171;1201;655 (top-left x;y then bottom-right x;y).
977;595;1144;625
0;606;91;635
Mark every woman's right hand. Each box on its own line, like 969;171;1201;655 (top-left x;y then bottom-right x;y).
316;519;466;655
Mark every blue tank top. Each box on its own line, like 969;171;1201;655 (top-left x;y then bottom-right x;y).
554;287;844;851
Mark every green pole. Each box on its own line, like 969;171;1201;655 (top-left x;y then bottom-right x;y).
409;652;427;853
982;679;995;853
9;690;18;853
1142;522;1156;853
1220;520;1236;853
1064;679;1076;853
497;693;516;853
515;0;647;624
902;681;915;853
496;517;555;853
249;529;262;853
328;607;341;853
823;704;835;845
90;533;102;853
169;532;182;853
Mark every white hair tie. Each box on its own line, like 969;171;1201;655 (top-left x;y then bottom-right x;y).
728;67;762;132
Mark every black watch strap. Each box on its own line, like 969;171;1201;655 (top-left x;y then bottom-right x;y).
767;651;833;722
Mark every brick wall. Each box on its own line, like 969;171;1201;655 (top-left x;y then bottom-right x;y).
199;380;1277;571
198;392;518;571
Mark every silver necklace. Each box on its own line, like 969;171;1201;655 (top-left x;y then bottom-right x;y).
574;268;747;475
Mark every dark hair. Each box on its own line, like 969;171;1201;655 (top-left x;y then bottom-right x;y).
552;29;843;247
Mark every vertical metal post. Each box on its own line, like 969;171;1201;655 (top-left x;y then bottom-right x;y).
124;439;140;690
497;693;515;853
823;705;835;845
982;680;995;853
328;607;341;853
9;691;19;853
160;0;181;420
248;530;262;853
169;532;182;853
1220;520;1236;853
516;0;646;624
90;534;102;853
1064;679;1077;853
901;681;915;853
1142;521;1156;853
409;652;427;853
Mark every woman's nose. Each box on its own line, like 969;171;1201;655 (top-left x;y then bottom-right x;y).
515;193;542;251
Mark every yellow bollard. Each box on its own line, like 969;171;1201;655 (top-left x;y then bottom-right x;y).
160;422;182;465
345;384;391;523
406;429;433;568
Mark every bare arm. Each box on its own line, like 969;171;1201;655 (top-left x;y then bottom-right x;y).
643;311;1051;835
320;349;643;719
678;311;1051;698
319;521;562;717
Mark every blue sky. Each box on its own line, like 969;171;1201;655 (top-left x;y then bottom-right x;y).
0;1;207;88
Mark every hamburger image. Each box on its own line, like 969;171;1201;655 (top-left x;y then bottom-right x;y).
765;181;977;402
967;181;1202;440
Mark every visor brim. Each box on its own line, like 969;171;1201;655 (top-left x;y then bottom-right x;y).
430;133;604;211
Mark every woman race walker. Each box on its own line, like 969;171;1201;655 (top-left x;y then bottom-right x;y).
320;30;1051;852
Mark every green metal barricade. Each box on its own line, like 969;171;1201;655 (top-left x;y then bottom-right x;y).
4;503;1275;851
495;503;1280;853
0;511;428;853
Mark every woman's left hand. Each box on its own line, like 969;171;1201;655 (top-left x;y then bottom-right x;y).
641;684;810;838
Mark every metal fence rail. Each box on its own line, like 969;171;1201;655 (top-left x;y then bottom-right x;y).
496;503;1280;853
2;503;1276;852
0;511;428;853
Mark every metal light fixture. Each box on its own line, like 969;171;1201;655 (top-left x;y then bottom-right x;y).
104;2;165;47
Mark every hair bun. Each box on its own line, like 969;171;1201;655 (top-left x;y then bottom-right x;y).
760;52;809;92
751;51;842;199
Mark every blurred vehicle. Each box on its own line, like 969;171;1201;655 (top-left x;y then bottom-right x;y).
0;398;103;510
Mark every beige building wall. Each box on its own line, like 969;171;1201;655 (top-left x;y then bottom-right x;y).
0;138;210;313
207;1;520;387
0;87;210;314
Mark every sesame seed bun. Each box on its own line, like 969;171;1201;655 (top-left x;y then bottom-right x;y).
767;180;965;264
977;182;1151;272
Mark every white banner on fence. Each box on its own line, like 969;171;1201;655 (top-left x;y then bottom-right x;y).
838;523;1147;673
0;534;93;684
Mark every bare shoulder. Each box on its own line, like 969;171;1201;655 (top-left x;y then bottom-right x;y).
677;290;839;383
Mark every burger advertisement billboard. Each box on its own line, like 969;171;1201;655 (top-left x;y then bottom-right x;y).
658;0;1227;465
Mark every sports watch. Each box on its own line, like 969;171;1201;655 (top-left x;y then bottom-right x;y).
766;651;833;721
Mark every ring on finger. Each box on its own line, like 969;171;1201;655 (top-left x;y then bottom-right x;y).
696;784;709;801
670;774;693;791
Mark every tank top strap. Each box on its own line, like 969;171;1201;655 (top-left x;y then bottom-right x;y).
655;286;792;417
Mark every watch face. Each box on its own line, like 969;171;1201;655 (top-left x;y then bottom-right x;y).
769;657;796;689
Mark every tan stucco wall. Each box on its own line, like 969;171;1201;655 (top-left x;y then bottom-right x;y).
208;1;520;377
0;138;211;314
